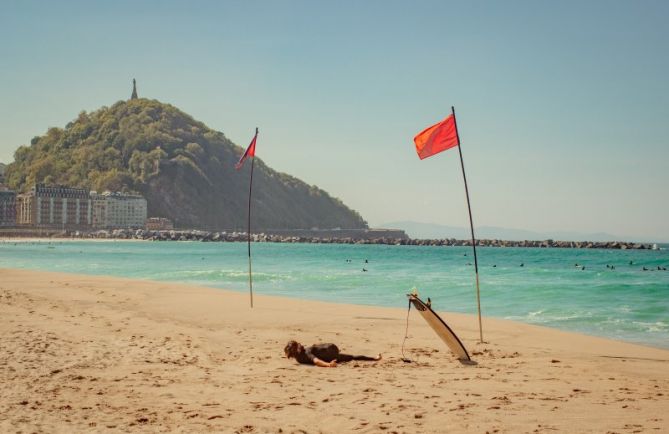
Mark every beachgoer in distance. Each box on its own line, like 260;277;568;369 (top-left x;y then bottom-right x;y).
284;340;381;368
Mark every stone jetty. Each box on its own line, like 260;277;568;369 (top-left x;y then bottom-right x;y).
50;229;654;250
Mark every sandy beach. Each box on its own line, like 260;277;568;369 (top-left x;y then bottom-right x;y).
1;268;667;433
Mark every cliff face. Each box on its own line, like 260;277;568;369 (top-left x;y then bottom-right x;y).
5;99;367;230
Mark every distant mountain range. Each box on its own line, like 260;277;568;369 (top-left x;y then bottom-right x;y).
378;221;659;243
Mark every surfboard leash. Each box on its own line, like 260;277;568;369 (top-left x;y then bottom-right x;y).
401;298;412;363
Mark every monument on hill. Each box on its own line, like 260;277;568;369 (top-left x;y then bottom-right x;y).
131;78;138;100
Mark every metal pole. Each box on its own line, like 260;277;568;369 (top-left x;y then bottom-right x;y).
246;128;258;308
451;106;483;343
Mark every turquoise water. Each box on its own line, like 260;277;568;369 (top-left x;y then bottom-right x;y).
1;240;668;349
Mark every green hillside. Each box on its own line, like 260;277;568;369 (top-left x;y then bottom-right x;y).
5;99;367;230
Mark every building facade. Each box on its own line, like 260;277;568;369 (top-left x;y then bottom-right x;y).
14;184;148;230
97;191;147;229
16;184;91;228
16;193;34;225
0;189;16;227
145;217;174;231
90;192;107;228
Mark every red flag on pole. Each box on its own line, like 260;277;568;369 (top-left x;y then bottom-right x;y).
236;127;259;308
412;107;484;343
413;114;459;160
235;132;258;170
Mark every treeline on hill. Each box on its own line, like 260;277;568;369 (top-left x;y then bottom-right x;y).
5;99;367;231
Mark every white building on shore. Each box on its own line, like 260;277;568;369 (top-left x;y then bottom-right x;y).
91;191;147;229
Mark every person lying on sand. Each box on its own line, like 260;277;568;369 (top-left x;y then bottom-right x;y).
284;340;382;368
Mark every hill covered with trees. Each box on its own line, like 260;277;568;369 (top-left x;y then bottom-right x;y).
5;99;367;231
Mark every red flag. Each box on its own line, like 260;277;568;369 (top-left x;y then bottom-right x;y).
414;114;459;160
235;131;258;170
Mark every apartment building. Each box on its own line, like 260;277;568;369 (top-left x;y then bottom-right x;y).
0;188;16;227
16;184;91;228
93;191;147;229
14;184;148;230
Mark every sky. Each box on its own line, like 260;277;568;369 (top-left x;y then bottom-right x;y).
1;1;668;241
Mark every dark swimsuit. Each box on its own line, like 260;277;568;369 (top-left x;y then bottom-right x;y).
295;343;377;365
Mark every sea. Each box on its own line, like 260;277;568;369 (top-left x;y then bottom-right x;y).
1;240;667;349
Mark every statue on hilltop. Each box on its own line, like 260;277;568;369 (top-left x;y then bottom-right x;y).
131;78;138;100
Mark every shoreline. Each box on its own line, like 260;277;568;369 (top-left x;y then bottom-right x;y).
1;268;668;432
1;260;667;352
1;266;666;352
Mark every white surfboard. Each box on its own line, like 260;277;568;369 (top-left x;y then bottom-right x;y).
408;294;471;362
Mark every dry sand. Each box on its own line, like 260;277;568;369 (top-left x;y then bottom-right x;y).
1;268;667;433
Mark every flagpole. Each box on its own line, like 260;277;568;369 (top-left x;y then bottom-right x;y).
451;106;483;343
246;127;258;308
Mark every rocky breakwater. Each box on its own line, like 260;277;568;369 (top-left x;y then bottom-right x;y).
397;238;655;249
73;229;656;250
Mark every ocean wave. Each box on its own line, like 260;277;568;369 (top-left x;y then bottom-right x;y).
151;268;292;282
630;321;669;333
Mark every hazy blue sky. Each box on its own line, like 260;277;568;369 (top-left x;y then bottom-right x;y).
1;1;667;240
